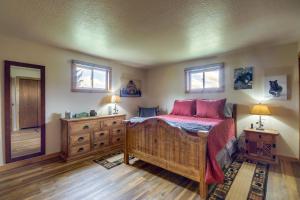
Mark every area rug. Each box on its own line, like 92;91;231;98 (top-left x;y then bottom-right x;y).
208;157;269;200
94;151;134;169
94;153;269;199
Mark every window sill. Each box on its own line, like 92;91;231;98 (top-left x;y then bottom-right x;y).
185;88;225;94
71;88;110;93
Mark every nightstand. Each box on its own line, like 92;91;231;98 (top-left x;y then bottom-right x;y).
244;128;279;164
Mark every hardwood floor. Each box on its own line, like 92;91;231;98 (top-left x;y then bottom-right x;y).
11;128;41;158
0;154;299;200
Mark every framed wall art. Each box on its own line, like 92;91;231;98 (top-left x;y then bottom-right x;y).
264;75;287;100
234;66;253;90
120;79;142;97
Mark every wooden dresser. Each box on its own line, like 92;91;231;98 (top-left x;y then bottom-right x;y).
61;114;126;161
244;128;279;164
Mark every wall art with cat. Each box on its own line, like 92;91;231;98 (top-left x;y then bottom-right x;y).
264;75;287;100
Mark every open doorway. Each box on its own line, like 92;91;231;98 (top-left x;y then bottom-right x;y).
11;76;41;158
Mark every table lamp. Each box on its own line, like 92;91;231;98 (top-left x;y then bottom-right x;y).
250;103;271;130
111;95;121;114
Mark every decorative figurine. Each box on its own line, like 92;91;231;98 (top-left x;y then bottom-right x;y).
65;111;72;119
90;110;97;117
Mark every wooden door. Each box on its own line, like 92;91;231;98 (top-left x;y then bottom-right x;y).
19;78;40;129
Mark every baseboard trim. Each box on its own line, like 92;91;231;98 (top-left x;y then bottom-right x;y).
0;152;61;173
277;154;299;162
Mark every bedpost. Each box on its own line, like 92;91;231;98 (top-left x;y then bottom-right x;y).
123;120;129;165
232;104;237;137
198;131;208;199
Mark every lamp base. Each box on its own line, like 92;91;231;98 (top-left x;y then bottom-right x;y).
256;115;264;130
113;103;119;115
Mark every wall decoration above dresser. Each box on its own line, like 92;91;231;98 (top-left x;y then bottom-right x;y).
120;79;142;97
233;66;253;90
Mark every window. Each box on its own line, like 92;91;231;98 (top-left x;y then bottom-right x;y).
71;60;111;92
185;63;224;93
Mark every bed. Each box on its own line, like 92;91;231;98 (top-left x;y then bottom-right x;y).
123;102;237;199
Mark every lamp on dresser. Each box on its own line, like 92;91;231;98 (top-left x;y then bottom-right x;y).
250;103;271;130
110;95;121;114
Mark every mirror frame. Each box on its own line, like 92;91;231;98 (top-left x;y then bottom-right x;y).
4;60;46;163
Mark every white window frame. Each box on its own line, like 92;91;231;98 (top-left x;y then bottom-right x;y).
71;60;111;93
185;63;225;93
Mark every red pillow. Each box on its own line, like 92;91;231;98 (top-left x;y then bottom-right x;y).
170;100;196;116
195;99;226;119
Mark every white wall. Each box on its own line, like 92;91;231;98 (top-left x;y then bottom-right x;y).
0;34;147;165
146;43;299;159
11;66;40;79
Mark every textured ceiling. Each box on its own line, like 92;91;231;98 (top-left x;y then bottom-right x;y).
0;0;300;67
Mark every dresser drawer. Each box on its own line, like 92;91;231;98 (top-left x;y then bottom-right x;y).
112;127;125;136
112;135;124;145
102;117;124;128
69;144;90;156
70;133;90;146
93;139;109;149
94;130;109;141
69;121;99;135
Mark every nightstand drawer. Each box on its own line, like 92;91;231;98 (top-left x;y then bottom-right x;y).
246;132;274;142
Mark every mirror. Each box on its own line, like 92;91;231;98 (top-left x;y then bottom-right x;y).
4;61;45;163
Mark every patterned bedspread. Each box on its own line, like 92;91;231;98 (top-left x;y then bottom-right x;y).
128;117;212;133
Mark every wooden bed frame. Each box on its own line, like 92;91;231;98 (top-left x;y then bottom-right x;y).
124;105;237;199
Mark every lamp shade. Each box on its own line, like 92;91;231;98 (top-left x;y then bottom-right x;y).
111;95;121;103
250;104;271;115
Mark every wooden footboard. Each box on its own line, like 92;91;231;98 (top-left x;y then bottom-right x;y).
124;118;208;199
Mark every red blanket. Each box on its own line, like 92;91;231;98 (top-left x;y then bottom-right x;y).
157;115;236;184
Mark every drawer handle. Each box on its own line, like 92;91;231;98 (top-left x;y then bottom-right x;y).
83;125;89;129
117;129;121;133
77;137;84;142
100;132;105;136
259;135;262;138
100;142;104;146
116;138;120;141
78;147;84;152
113;121;117;125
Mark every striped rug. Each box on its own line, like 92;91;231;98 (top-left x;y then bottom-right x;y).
95;152;269;199
94;151;134;169
209;157;269;200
